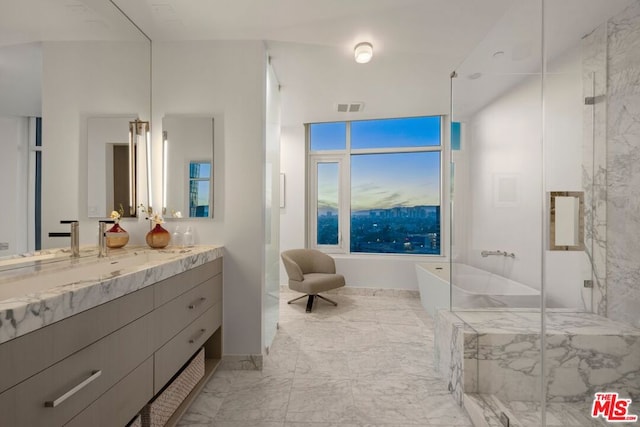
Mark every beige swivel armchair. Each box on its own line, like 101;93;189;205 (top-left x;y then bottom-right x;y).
281;249;345;312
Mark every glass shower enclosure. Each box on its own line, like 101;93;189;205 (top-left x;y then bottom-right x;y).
446;0;640;425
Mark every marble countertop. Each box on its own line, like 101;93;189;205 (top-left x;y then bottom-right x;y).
0;245;224;345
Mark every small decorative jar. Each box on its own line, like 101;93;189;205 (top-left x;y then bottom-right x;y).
105;222;129;249
146;223;171;249
172;225;183;248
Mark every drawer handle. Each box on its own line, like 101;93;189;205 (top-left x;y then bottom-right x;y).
189;328;206;344
188;297;206;310
44;370;102;408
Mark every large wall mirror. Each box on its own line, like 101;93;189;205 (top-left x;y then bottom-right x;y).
162;115;214;219
0;0;151;255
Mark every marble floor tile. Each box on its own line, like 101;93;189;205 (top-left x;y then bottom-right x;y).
285;423;361;427
341;321;387;352
214;377;293;422
420;393;478;425
347;345;407;378
176;389;226;426
350;376;436;424
179;290;473;427
380;323;432;345
330;307;379;323
286;378;356;423
375;309;422;326
294;348;350;378
211;422;285;427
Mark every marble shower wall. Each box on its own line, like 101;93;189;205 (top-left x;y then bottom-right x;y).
606;0;640;328
582;1;640;327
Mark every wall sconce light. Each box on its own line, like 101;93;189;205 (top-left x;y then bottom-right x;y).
354;42;373;64
162;130;168;215
129;119;150;215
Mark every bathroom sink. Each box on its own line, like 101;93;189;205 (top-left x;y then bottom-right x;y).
0;247;194;301
0;248;99;272
0;244;222;345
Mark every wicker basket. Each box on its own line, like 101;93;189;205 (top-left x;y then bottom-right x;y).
141;348;205;427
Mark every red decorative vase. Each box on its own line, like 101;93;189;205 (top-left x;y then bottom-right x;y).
146;223;170;249
105;223;129;248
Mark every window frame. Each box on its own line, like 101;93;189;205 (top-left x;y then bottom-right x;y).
187;159;212;218
307;116;445;256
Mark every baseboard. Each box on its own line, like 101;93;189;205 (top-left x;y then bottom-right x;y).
220;354;263;370
280;284;418;298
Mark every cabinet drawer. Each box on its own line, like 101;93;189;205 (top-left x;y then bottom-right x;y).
0;312;154;427
64;357;153;427
0;285;154;394
154;304;221;394
154;258;222;308
154;274;222;349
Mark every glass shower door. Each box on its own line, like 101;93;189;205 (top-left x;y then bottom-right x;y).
542;1;640;425
447;0;545;423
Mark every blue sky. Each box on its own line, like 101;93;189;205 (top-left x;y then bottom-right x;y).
351;152;440;211
314;117;442;212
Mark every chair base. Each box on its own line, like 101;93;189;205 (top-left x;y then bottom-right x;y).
288;293;338;313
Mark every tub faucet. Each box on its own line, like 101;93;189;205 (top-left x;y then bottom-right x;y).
481;250;516;258
481;250;503;257
59;220;80;258
98;220;115;258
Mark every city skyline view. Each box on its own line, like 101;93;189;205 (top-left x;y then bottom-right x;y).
317;152;441;213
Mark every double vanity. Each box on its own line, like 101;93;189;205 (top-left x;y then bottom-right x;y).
0;245;224;427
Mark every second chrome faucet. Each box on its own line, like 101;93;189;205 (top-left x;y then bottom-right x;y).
98;220;115;257
59;220;80;258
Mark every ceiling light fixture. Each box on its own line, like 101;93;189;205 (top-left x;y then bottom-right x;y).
354;42;373;64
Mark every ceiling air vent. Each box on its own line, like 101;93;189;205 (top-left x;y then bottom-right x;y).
336;102;364;113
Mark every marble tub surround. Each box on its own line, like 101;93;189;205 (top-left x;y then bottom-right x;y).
0;245;223;344
464;393;640;427
435;309;640;406
434;309;477;405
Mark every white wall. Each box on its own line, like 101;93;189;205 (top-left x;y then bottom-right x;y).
466;77;543;289
41;41;151;248
0;42;41;256
279;125;306;282
0;43;42;117
152;41;267;356
462;45;588;309
0;117;29;256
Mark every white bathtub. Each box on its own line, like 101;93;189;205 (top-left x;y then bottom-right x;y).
415;262;540;317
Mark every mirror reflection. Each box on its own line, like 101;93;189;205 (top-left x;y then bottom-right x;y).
0;0;151;257
87;116;137;218
162;115;214;219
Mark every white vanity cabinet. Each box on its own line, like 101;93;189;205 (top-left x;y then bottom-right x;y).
0;256;223;427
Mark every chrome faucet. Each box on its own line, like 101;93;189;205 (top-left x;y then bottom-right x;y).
98;220;115;258
481;250;516;258
60;220;80;258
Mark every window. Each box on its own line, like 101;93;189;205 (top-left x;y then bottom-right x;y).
308;116;442;255
188;161;211;217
